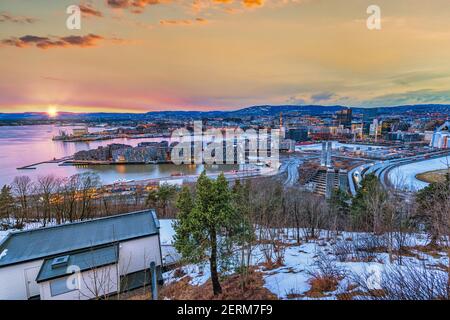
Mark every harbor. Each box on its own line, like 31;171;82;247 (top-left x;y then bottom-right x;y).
0;125;185;186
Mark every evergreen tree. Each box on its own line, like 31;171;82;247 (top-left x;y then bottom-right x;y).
231;180;254;245
173;185;196;259
231;180;255;284
146;183;178;217
328;187;350;232
0;185;14;223
173;171;238;295
329;188;350;216
350;173;387;232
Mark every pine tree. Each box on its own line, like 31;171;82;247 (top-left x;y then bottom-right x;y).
329;188;350;217
350;173;387;232
0;185;14;223
231;180;255;286
231;180;253;241
146;183;178;217
328;187;350;233
173;171;238;295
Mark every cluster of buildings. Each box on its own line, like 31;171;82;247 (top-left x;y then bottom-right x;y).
108;123;172;138
285;127;308;142
73;143;131;162
73;142;171;163
277;108;450;150
53;127;90;141
70;109;449;170
430;121;450;149
53;123;174;142
114;141;170;163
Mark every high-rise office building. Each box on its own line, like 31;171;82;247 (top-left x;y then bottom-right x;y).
335;108;353;128
286;127;308;142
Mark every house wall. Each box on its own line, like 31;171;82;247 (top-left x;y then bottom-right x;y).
0;259;44;300
39;264;119;300
118;235;161;276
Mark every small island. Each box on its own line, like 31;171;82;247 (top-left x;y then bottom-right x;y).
53;125;170;142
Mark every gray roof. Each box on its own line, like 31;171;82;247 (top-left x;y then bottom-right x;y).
0;210;159;268
36;244;119;283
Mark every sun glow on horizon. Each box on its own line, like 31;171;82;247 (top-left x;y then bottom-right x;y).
47;105;58;117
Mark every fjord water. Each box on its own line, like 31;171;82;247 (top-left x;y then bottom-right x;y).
0;125;234;186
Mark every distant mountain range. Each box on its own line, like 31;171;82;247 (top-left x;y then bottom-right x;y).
1;104;449;122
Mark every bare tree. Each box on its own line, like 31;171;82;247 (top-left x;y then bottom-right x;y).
299;192;327;241
36;175;58;226
80;264;117;300
78;173;100;221
351;261;448;300
11;176;33;226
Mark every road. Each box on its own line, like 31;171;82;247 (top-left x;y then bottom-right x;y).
116;154;308;190
280;157;303;187
348;150;450;195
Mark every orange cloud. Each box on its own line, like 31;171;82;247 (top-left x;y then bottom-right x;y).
242;0;264;7
106;0;170;10
160;17;209;26
107;0;131;9
79;4;103;17
1;34;108;49
0;12;37;24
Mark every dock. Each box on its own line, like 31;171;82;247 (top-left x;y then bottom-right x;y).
17;156;73;170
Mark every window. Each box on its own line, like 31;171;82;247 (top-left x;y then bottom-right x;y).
51;256;69;269
120;269;152;292
50;276;78;297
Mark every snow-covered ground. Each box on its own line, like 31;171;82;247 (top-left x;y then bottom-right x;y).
0;230;11;242
161;227;448;300
388;155;450;190
159;219;182;266
2;217;446;300
296;142;385;152
159;219;176;245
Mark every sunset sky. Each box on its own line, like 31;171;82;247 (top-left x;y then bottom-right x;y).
1;0;450;113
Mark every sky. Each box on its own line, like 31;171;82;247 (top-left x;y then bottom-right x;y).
1;0;450;113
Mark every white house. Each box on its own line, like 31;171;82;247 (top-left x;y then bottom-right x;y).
0;210;163;300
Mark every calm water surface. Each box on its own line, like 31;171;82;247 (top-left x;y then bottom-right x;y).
0;125;236;186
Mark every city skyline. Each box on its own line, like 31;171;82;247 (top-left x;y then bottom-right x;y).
2;0;450;114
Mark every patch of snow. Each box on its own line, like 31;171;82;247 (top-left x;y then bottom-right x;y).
0;230;11;242
263;269;311;298
0;249;7;260
162;228;448;300
159;219;182;266
161;244;182;266
388;155;450;190
164;262;211;286
159;219;176;245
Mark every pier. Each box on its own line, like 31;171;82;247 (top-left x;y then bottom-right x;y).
17;156;74;170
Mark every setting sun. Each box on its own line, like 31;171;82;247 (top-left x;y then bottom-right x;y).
47;105;58;117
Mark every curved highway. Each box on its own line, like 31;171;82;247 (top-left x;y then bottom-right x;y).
348;150;450;195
